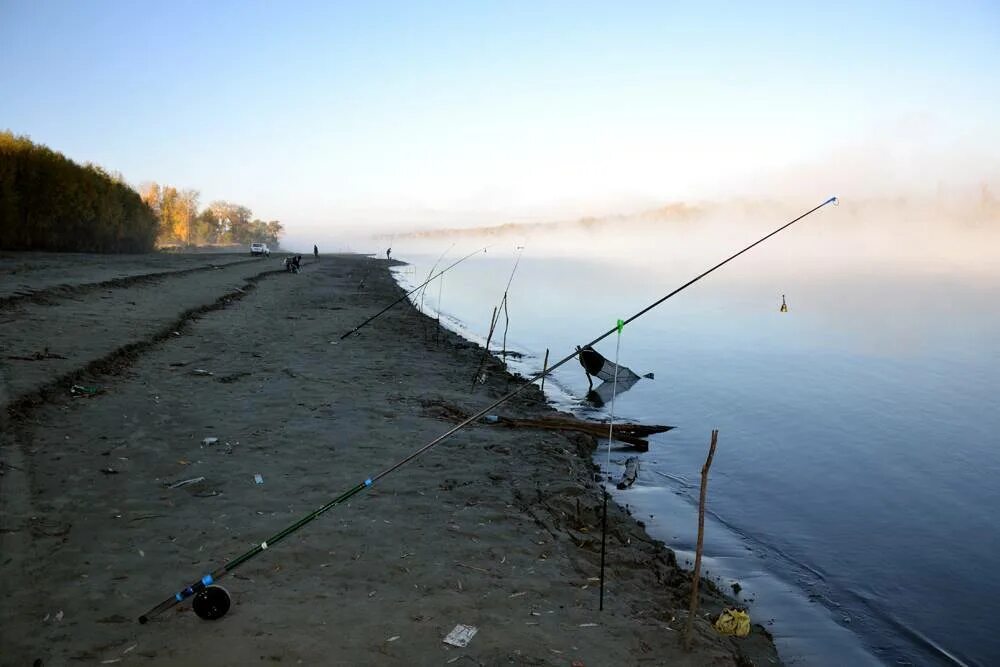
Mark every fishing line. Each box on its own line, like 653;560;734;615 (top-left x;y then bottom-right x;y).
139;197;836;624
340;245;488;340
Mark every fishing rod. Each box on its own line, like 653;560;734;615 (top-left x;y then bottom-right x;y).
419;243;455;316
419;244;455;341
339;245;487;340
499;248;523;363
138;197;836;624
471;247;524;389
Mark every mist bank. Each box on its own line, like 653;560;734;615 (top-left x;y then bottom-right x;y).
382;190;999;272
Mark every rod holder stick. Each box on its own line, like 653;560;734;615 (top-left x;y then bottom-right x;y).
683;429;718;650
600;487;609;611
540;348;549;392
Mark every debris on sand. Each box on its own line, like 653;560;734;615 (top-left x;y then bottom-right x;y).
617;456;640;490
166;476;205;489
443;624;478;648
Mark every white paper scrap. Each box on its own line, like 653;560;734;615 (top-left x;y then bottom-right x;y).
443;624;478;648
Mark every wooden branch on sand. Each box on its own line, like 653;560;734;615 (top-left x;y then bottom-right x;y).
493;414;673;451
420;398;673;451
683;429;718;651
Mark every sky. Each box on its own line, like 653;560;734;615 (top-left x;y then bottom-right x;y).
1;0;998;245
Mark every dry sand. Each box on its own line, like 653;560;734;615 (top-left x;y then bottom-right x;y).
0;252;780;666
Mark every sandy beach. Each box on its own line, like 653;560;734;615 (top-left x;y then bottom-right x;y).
0;251;780;666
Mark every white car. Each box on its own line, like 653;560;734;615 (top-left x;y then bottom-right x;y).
250;242;270;257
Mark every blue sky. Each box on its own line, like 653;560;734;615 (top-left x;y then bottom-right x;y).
1;0;998;237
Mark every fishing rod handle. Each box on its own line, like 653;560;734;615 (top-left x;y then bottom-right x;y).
138;568;226;624
138;480;371;624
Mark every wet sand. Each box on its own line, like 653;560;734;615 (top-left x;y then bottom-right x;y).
0;252;779;666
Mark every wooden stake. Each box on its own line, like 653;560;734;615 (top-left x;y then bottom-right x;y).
540;348;549;392
684;429;718;651
470;306;499;391
599;487;608;611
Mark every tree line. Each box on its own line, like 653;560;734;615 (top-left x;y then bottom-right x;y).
0;130;158;252
0;131;284;253
140;184;283;248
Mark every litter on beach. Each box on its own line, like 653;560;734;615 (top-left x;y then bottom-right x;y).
714;608;751;637
443;624;478;648
191;369;213;376
167;476;204;489
202;437;219;446
254;473;264;484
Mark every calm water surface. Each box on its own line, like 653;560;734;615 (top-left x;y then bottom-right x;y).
394;250;999;667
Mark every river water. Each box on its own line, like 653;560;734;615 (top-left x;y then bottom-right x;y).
391;236;999;666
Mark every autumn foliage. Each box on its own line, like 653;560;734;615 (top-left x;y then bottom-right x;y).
140;185;283;248
0;131;284;253
0;131;158;252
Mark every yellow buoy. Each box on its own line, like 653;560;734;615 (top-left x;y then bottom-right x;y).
780;294;788;313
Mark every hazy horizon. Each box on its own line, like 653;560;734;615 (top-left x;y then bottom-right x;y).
2;1;998;253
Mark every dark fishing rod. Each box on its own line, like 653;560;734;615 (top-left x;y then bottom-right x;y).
340;245;487;340
139;197;836;624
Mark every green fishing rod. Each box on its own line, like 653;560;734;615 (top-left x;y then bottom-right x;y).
139;197;837;624
340;245;488;340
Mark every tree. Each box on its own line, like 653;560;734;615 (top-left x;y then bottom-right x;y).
0;131;158;252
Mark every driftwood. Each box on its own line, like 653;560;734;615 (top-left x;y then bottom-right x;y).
494;415;672;451
420;399;673;451
617;456;640;489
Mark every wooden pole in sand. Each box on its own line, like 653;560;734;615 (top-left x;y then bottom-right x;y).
684;429;718;651
599;486;609;611
540;348;549;392
471;306;499;391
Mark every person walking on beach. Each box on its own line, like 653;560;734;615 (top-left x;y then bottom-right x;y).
313;244;318;259
386;247;392;261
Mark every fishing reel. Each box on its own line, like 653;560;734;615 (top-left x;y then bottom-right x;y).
192;585;231;620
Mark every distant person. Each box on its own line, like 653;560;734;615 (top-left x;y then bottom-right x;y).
313;245;319;259
386;247;392;261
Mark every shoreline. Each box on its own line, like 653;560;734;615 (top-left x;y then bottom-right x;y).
390;260;884;666
1;251;780;665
